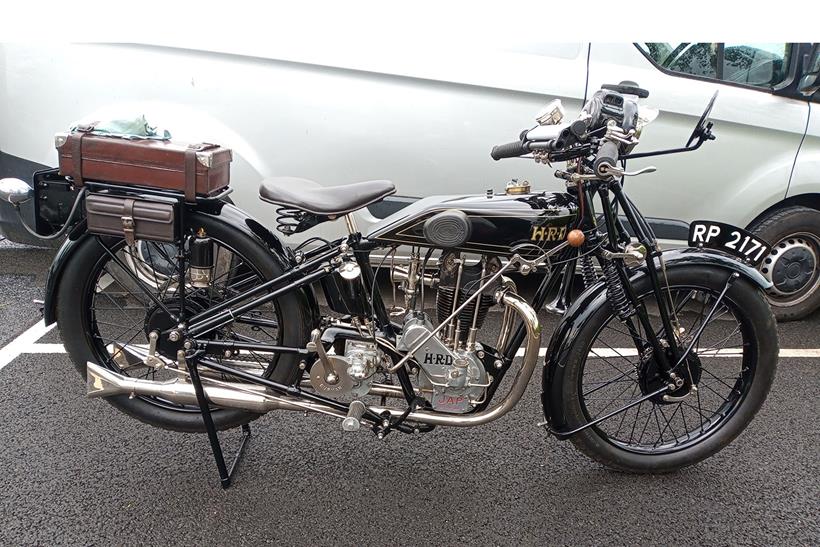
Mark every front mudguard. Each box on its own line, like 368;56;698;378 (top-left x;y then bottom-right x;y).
42;202;320;328
540;247;771;436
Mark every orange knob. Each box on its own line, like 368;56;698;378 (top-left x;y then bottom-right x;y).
567;229;585;248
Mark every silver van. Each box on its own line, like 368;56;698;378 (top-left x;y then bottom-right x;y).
1;42;818;318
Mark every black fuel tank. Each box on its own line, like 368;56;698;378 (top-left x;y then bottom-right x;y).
366;191;578;258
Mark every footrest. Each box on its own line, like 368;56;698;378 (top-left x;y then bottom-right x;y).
342;400;366;431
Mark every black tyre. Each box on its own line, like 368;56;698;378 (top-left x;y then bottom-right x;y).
559;265;777;473
750;206;820;322
56;210;311;432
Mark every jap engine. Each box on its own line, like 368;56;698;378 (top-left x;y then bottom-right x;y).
395;251;503;413
310;249;509;415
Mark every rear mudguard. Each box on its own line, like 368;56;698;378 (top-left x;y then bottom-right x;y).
42;202;320;328
540;247;771;435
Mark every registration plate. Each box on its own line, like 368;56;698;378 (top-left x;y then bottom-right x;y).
688;220;770;267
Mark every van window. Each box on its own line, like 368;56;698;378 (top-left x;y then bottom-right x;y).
637;43;792;89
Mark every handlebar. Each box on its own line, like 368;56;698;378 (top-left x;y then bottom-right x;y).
490;140;529;161
593;140;620;177
490;86;715;175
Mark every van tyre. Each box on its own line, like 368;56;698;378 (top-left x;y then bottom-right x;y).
750;206;820;322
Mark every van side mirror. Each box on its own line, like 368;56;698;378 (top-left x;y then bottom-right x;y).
798;44;820;97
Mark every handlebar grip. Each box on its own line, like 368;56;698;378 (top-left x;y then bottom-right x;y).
491;140;529;161
593;140;620;176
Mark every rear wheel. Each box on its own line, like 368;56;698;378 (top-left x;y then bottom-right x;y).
56;211;311;432
558;265;777;473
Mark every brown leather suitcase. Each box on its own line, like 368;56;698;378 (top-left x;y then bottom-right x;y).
55;126;232;202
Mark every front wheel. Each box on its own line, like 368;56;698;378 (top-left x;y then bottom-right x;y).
557;265;778;473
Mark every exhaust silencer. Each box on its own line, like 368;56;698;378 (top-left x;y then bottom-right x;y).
87;362;298;414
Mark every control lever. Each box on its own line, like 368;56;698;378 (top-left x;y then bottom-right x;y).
306;329;340;384
554;169;599;183
602;244;647;267
600;165;657;178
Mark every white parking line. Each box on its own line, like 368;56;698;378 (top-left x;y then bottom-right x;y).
1;319;818;369
0;319;57;370
26;343;68;354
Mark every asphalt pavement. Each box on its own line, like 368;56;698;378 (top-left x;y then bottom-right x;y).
0;240;818;546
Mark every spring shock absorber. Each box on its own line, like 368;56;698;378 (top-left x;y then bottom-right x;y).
580;254;598;288
602;259;634;321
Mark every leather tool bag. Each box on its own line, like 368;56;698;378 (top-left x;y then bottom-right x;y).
85;194;176;245
56;125;232;203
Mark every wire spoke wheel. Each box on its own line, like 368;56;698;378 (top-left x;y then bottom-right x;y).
86;237;282;412
558;265;777;473
581;286;748;454
56;211;311;432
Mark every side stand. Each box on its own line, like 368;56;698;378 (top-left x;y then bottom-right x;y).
187;360;252;489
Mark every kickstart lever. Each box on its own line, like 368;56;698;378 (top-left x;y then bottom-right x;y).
306;329;340;384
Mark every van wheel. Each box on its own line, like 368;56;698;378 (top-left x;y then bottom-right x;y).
749;206;820;322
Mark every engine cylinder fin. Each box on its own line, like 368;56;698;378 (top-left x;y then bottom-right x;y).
436;287;495;341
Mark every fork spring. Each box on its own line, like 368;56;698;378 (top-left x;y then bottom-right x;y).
603;259;634;320
580;254;598;288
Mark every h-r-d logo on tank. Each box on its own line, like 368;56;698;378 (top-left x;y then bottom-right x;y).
424;352;454;366
530;224;567;242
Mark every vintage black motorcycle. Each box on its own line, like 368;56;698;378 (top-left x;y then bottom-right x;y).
0;82;778;487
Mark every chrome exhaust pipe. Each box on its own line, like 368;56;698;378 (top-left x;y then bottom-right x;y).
88;362;280;412
86;362;346;418
297;380;423;399
87;291;540;429
371;291;541;427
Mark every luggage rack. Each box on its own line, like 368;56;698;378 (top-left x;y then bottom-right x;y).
83;179;234;203
26;169;235;240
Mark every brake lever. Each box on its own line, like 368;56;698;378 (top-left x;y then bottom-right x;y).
600;165;657;177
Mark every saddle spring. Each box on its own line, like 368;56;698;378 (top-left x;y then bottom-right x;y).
275;207;324;235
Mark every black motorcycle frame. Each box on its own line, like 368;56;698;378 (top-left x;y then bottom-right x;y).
82;167;686;419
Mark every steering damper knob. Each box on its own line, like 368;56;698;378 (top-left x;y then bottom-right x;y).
567;229;585;248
